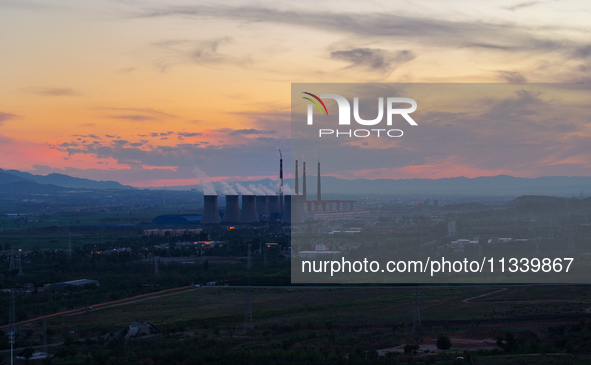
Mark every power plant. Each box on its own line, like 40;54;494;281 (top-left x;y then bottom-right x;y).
198;153;360;224
294;158;359;221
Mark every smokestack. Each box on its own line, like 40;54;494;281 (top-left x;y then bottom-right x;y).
222;195;241;223
256;195;269;217
241;195;259;223
268;195;280;213
302;162;306;201
282;194;302;224
201;194;221;224
295;160;299;196
279;149;284;213
317;160;321;202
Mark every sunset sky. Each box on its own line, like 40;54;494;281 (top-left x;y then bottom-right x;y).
1;0;591;187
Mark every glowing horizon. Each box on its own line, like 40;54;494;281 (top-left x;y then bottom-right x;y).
2;1;591;186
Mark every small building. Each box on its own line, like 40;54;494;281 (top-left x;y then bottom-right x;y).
46;279;100;290
143;228;203;236
152;215;201;225
298;251;342;259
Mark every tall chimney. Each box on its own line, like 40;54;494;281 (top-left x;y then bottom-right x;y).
201;194;221;224
222;195;241;223
295;160;299;196
317;160;321;202
302;162;307;201
241;195;259;223
279;149;284;213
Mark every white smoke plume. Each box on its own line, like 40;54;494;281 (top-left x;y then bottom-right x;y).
194;167;216;195
220;182;237;195
269;180;294;195
261;184;276;196
270;180;283;195
283;182;291;195
234;182;254;195
248;184;265;195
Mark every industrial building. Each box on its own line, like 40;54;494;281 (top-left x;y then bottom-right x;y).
143;228;203;236
152;215;201;225
291;159;362;222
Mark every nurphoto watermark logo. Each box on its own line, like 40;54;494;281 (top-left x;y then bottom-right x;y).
302;92;418;138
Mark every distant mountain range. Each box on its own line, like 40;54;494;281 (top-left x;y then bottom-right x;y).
0;169;129;190
1;168;591;197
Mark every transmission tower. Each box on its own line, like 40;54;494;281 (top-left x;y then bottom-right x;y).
154;256;159;275
567;229;575;253
42;316;48;354
243;243;254;333
243;289;254;333
247;244;252;270
528;217;532;235
8;289;16;365
412;292;421;333
67;232;72;261
16;251;23;276
9;250;15;272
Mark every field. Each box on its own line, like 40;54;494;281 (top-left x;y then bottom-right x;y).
5;284;590;364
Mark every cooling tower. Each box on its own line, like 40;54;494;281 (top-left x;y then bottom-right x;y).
222;195;241;223
268;195;280;213
201;194;221;224
241;195;259;223
256;195;269;217
282;195;303;224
